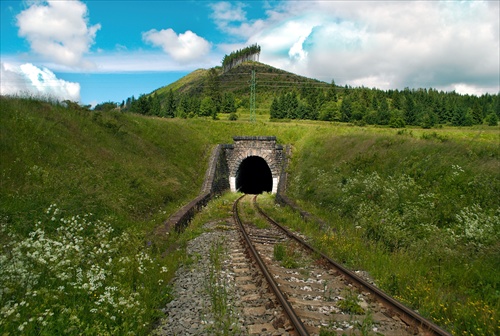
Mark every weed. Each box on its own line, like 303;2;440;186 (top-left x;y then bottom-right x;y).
338;290;365;315
356;310;375;336
205;238;240;335
273;243;286;261
273;242;301;268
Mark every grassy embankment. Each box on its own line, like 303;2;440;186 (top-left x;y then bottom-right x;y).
1;97;498;335
258;128;499;335
0;97;312;335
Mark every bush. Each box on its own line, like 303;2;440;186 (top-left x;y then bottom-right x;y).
389;116;406;128
485;113;498;126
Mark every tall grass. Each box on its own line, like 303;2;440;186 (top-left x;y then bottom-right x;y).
0;97;210;334
275;130;500;335
1;97;498;335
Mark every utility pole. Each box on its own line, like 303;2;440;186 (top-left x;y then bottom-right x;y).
250;69;256;122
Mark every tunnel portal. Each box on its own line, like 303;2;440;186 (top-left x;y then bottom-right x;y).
226;136;283;194
236;156;273;194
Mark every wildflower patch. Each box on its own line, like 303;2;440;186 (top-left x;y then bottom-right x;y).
0;205;168;335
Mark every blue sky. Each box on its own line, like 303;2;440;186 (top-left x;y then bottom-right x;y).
1;0;499;106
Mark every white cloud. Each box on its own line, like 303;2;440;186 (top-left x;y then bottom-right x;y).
1;62;80;101
142;28;211;63
209;1;266;38
210;1;247;24
16;0;100;68
216;0;499;95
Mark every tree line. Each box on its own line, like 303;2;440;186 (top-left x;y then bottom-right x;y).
270;82;499;127
222;44;261;73
106;64;498;127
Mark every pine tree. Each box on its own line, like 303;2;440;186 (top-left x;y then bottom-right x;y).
150;94;161;116
340;97;352;122
326;79;337;102
270;96;281;119
199;96;215;117
164;89;176;118
404;96;417;125
221;92;236;113
377;98;390;125
485;112;498;126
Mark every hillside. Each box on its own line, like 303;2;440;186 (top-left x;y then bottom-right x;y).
1;96;498;335
150;61;330;113
125;60;498;129
155;61;328;97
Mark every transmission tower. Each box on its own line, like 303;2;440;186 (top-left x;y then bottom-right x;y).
250;69;256;122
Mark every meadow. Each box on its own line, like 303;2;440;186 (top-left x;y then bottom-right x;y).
1;97;498;335
272;129;499;335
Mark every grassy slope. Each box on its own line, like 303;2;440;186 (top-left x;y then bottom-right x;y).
153;61;329;111
0;97;210;234
286;129;500;335
1;97;498;334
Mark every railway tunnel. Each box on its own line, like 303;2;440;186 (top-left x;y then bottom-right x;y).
235;156;273;194
226;136;284;195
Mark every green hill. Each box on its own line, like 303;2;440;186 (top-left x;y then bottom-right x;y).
1;96;498;335
125;60;497;129
155;61;328;97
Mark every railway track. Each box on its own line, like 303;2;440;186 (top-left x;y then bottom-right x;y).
232;194;450;336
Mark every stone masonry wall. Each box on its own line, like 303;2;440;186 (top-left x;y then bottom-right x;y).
162;144;230;232
225;136;283;193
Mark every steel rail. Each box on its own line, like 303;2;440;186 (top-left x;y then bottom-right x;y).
253;195;451;336
233;195;310;336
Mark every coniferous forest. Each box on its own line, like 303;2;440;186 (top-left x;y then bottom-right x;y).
112;45;498;128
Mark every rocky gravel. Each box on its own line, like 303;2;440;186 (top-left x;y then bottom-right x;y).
151;219;290;336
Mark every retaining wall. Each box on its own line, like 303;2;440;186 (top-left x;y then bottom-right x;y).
162;145;229;232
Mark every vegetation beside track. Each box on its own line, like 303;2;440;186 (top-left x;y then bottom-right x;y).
1;96;498;335
258;125;499;335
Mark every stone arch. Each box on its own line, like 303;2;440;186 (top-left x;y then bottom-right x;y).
225;136;283;194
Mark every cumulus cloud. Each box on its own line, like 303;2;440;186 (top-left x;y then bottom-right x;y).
217;0;499;94
1;62;80;101
142;28;211;63
209;1;266;38
16;0;100;68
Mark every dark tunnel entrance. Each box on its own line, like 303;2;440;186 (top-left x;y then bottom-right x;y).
236;156;273;194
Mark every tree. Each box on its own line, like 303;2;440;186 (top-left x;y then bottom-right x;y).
176;95;189;118
270;96;282;119
94;101;117;112
451;106;473;126
377;98;390;125
340;97;352;122
134;94;151;115
164;89;176;118
221;92;236;113
404;95;417;125
326;79;337;102
199;96;216;117
420;108;438;129
125;97;132;111
319;101;340;121
205;68;221;111
485;112;498;126
150;94;161;116
389;115;406;128
222;44;261;72
283;92;299;119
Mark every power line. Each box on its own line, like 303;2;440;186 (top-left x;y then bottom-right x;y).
250;69;256;122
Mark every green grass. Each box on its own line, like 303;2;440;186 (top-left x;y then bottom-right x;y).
0;97;211;335
257;126;500;335
1;96;498;335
